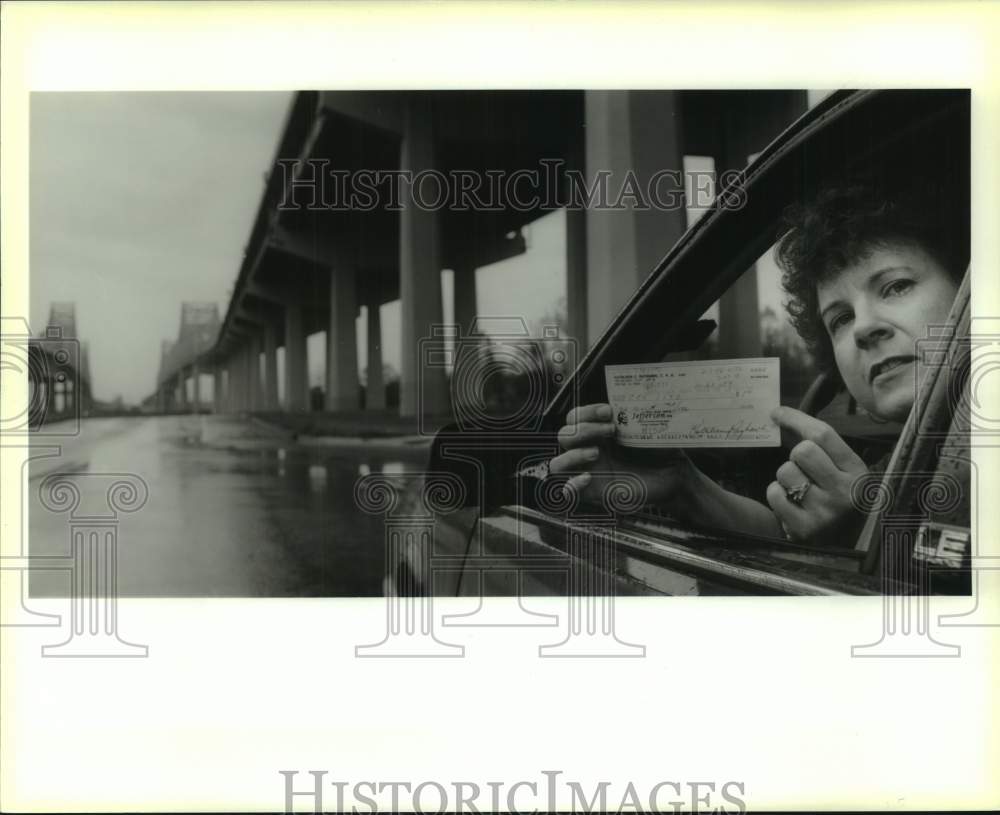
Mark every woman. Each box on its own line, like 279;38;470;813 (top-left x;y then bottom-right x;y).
549;184;968;546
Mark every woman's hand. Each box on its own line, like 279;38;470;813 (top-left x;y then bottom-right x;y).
549;403;694;508
766;406;869;546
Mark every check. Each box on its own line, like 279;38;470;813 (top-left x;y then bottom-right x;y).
604;358;781;448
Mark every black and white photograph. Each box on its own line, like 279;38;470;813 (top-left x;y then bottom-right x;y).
22;87;975;599
2;3;998;813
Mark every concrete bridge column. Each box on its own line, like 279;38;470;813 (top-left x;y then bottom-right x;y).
583;91;687;347
284;304;308;411
248;334;262;412
240;344;252;411
565;141;589;347
178;370;189;409
192;362;201;413
223;359;233;412
453;265;477;334
366;296;385;410
225;360;236;412
565;201;588;346
263;322;279;410
213;367;223;413
399;96;449;418
325;268;359;412
232;352;245;413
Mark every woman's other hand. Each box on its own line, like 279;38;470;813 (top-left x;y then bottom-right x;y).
766;406;869;546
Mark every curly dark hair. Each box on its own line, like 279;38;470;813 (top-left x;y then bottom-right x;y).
775;183;968;371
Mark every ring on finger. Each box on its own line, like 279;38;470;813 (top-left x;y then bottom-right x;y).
784;480;812;505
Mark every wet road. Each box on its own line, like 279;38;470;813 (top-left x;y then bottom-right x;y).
27;416;430;596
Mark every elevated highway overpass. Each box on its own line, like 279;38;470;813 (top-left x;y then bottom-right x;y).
147;90;807;420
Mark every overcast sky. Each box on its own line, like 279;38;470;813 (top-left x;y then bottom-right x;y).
30;92;293;403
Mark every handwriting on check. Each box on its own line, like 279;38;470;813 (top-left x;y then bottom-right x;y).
605;358;780;448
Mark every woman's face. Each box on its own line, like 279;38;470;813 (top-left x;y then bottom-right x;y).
816;242;959;423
